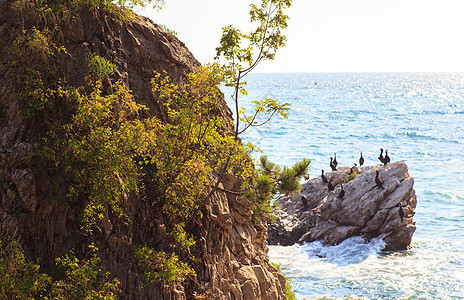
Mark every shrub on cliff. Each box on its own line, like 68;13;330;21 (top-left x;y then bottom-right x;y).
0;240;121;299
4;0;301;296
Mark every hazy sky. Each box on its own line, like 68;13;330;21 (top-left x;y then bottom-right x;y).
139;0;464;73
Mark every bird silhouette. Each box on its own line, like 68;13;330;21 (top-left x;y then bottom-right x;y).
328;180;334;191
338;182;345;199
330;157;337;171
359;151;364;167
301;195;308;208
384;149;391;165
349;164;359;175
375;170;384;189
378;148;385;164
398;203;404;222
321;170;328;184
333;153;338;168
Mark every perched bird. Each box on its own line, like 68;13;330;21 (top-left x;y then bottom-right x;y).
375;170;384;189
301;195;308;208
349;163;359;175
321;169;328;184
333;153;338;168
330;157;337;171
384;149;391;165
359;151;364;167
398;204;404;222
378;148;385;164
328;180;334;191
338;182;345;199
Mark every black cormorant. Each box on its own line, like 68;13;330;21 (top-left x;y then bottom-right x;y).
375;170;384;189
359;151;364;167
384;149;391;165
349;164;359;175
338;182;345;199
301;195;308;207
378;148;385;164
328;180;334;191
333;153;338;168
330;157;337;171
321;170;328;184
398;203;404;222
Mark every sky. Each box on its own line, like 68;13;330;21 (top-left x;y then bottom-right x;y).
138;0;464;73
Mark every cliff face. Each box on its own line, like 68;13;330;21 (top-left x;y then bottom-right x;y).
0;1;285;299
269;161;416;251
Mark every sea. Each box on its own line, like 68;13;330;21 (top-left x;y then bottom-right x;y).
223;73;464;299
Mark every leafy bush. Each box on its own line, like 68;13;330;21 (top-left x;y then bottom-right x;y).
0;241;120;299
344;172;360;183
86;53;117;78
49;244;120;299
9;27;62;118
0;241;50;298
134;246;195;287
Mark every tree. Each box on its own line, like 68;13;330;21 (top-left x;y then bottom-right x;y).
215;0;293;139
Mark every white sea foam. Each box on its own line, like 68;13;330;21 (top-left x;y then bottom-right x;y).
269;236;464;299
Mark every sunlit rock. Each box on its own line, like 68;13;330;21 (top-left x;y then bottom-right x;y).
268;161;416;251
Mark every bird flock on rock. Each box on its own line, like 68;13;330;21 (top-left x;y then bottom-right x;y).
300;148;405;222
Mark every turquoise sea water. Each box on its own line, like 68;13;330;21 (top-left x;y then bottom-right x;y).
225;73;464;299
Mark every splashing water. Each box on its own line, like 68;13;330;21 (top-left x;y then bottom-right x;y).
270;237;464;299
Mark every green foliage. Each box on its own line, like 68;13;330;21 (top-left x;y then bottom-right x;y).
13;0;165;25
9;27;63;118
49;244;121;299
53;79;149;235
243;155;310;224
134;246;195;287
0;241;120;299
344;172;360;183
238;97;290;135
169;223;195;252
150;65;253;219
215;0;293;138
0;240;51;299
159;24;178;37
85;53;117;78
271;262;297;300
38;64;252;280
115;0;164;10
258;155;310;196
215;0;292;68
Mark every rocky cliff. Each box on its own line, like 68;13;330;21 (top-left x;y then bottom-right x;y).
0;1;285;298
268;161;416;251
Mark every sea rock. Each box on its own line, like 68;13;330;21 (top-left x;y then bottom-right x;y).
268;161;416;251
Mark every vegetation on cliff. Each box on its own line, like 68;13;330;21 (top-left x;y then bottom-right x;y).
1;0;304;298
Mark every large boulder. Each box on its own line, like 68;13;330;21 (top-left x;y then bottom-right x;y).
268;161;416;251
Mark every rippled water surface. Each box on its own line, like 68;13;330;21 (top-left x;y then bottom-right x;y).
224;73;464;299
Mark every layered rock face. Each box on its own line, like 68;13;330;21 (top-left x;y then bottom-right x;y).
269;161;416;251
0;2;285;299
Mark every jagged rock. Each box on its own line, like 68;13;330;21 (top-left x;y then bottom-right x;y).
0;2;285;299
268;161;416;250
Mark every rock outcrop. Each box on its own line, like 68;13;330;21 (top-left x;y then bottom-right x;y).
268;161;416;251
0;2;285;299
